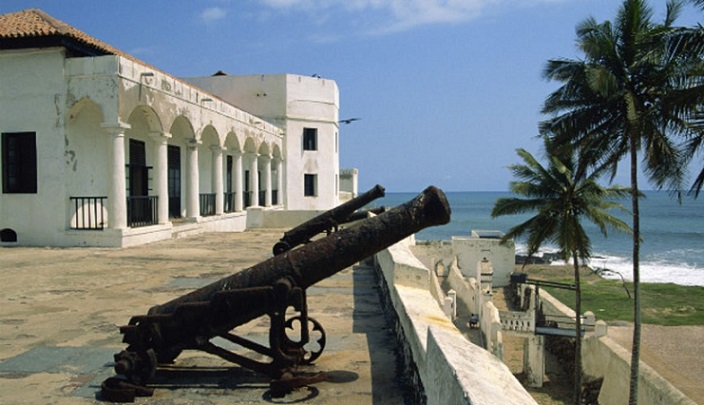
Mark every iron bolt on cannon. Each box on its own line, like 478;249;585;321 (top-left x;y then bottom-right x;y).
101;186;451;401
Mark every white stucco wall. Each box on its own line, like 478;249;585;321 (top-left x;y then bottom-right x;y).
1;49;289;247
375;240;537;405
0;48;70;245
183;74;340;211
452;233;515;287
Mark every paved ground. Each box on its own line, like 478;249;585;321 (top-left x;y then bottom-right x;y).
0;231;406;404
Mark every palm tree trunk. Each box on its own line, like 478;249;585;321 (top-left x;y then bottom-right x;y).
573;254;583;405
628;132;641;405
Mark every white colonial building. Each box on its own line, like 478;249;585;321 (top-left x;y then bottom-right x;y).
0;9;356;247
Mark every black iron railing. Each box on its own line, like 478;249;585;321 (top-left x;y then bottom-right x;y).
244;191;252;208
259;190;266;206
70;196;107;230
200;193;216;217
272;190;278;205
224;192;237;213
127;196;158;228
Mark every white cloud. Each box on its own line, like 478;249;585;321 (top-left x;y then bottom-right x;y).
255;0;568;33
200;7;228;23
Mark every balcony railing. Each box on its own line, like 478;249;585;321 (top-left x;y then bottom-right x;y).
272;190;278;205
259;190;266;206
200;193;216;217
224;192;237;213
244;191;252;208
127;196;158;228
70;196;107;230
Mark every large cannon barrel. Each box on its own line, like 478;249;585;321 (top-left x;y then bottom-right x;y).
273;184;386;254
145;186;450;342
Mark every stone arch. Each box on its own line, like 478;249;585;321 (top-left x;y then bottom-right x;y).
199;125;220;196
65;98;110;218
129;105;163;133
200;125;219;147
257;141;270;157
222;131;243;211
224;131;242;154
125;106;164;204
242;137;259;206
0;228;17;242
169;115;196;141
243;137;258;154
166;116;197;218
271;143;284;205
272;144;282;160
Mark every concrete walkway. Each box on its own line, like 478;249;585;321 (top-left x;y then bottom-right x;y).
0;231;406;404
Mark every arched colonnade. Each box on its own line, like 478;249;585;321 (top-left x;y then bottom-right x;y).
66;97;284;231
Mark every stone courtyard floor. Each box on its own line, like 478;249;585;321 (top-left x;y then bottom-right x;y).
0;231;407;404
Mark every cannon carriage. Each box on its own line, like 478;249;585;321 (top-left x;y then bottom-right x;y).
101;186;450;401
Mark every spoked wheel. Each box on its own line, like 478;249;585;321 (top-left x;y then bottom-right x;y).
283;316;327;364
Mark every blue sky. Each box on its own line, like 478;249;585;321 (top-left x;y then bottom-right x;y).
2;1;701;192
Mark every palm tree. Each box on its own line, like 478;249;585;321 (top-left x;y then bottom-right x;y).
691;0;704;10
670;0;704;197
492;139;631;405
539;1;702;402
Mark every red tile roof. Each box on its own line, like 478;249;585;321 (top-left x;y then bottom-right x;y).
0;9;239;112
0;8;132;60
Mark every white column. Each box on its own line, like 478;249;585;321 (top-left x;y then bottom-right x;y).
234;152;243;212
187;140;200;218
234;152;244;212
249;153;259;207
150;131;170;224
276;158;284;206
103;123;130;230
212;145;224;215
263;154;272;207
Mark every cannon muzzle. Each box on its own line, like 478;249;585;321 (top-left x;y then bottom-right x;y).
273;184;385;254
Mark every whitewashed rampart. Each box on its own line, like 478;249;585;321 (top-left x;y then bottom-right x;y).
452;233;514;287
375;240;537;405
582;331;696;405
515;284;696;405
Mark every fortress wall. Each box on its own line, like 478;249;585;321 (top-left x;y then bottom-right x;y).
375;240;537;405
447;263;478;316
536;289;696;405
582;335;696;405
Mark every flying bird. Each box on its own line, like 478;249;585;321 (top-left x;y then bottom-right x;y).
339;118;361;125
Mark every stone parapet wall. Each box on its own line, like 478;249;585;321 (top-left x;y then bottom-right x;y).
528;287;694;405
375;239;537;405
582;335;696;405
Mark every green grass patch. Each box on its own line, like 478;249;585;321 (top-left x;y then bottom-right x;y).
520;265;704;326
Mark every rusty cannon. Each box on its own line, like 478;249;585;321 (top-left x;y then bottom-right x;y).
100;186;450;401
272;184;386;255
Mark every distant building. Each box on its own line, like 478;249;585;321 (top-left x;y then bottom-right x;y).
452;230;515;287
0;9;353;247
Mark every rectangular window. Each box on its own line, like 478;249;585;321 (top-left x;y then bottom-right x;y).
303;128;317;151
304;174;317;197
2;132;37;194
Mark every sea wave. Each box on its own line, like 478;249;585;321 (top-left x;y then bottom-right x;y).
515;244;704;286
587;255;704;287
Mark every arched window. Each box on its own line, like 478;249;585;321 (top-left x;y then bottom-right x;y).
0;228;17;242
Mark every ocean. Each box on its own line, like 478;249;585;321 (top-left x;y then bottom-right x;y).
370;190;704;286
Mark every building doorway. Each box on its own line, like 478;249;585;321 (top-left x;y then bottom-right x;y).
167;145;181;218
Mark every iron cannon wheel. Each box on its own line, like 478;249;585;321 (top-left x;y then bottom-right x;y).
284;316;326;364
